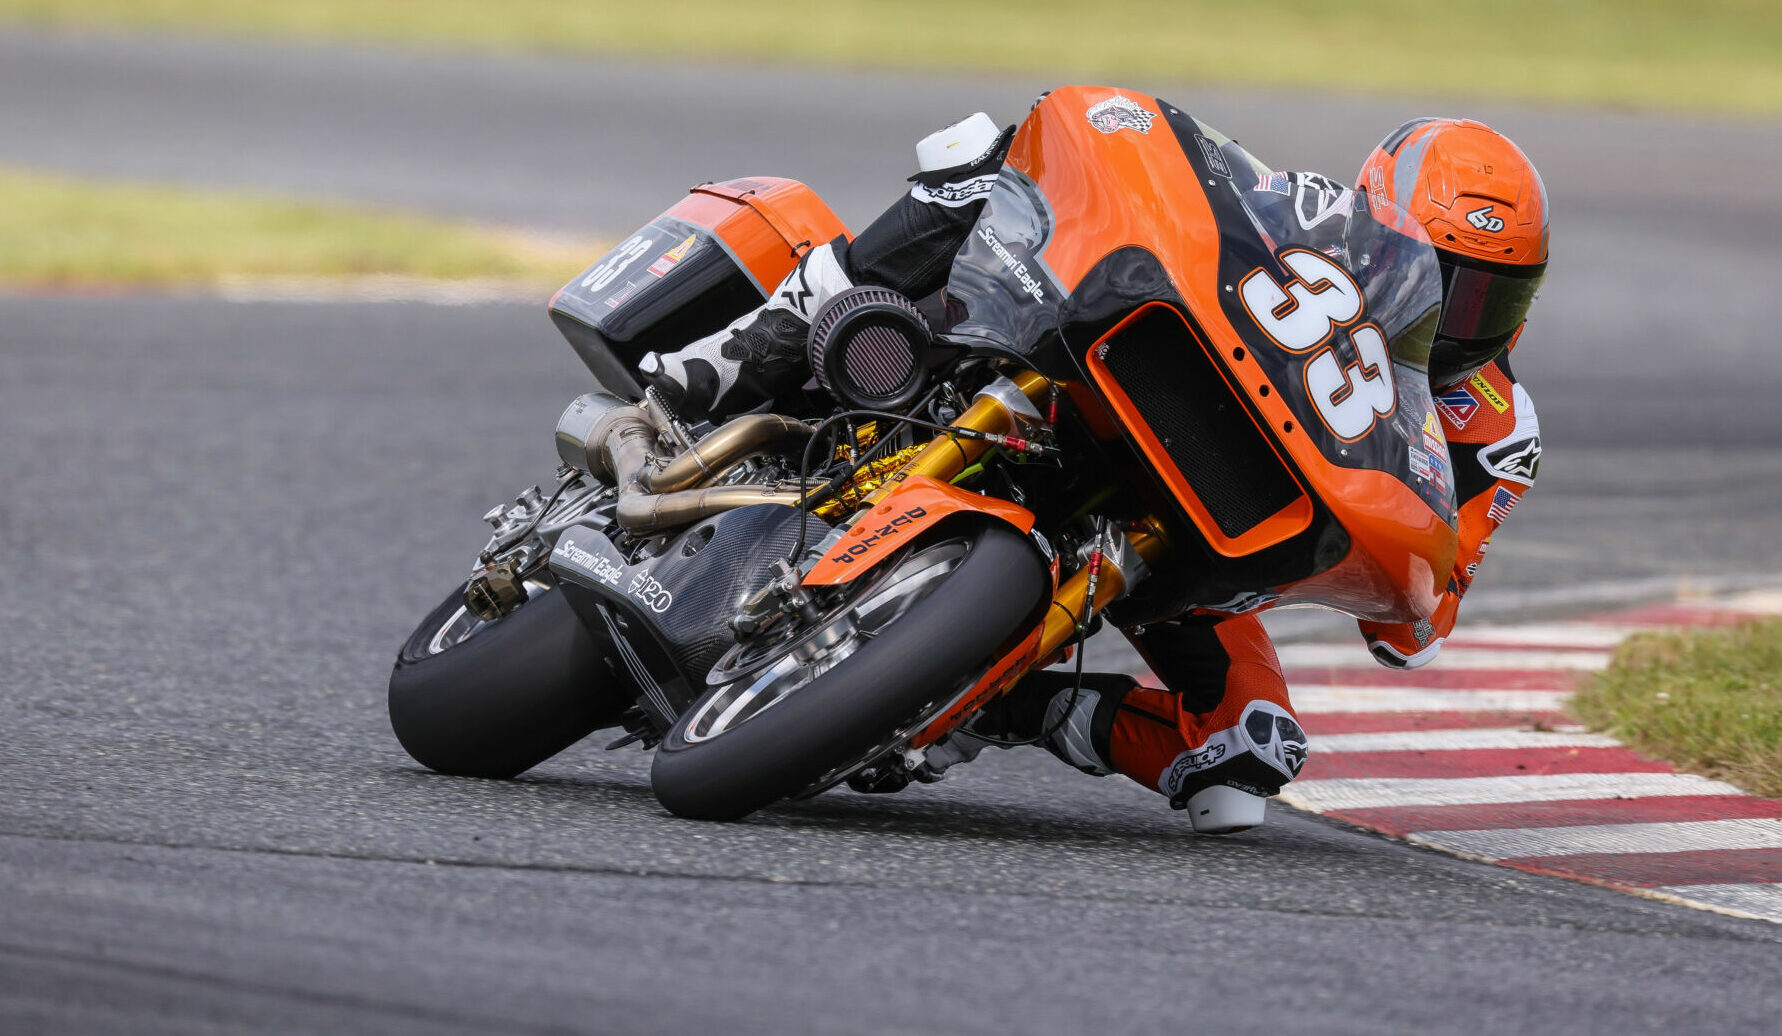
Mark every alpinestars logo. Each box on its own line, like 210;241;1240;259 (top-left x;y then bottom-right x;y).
911;173;998;208
779;257;815;317
1466;205;1506;233
1483;435;1542;485
1085;94;1157;135
1164;742;1228;791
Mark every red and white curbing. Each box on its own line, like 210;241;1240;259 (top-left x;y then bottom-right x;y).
1273;589;1782;924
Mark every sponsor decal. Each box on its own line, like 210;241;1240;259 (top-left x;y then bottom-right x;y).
1421;410;1447;456
1165;742;1229;790
1085;94;1157;135
646;234;699;277
1482;434;1542;485
1254;170;1291;195
910;173;998;207
1486;485;1519;524
1412;618;1436;647
1368;166;1388;209
627;569;673;613
827;506;929;565
976;225;1047;303
1435;385;1480;427
1468;370;1511;413
1418;447;1446;488
557;536;624;587
1466;205;1506;233
604;280;640;309
1194;134;1232;178
1408;445;1433;480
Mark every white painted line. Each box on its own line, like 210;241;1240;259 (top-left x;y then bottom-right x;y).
1289;686;1572;714
1658;883;1782;923
1280;772;1747;812
1314;727;1613;753
1715;589;1782;615
1276;643;1610;670
1441;623;1644;648
1408;819;1782;860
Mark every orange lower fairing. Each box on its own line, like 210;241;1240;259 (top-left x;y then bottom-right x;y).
1281;468;1455;623
801;475;1036;587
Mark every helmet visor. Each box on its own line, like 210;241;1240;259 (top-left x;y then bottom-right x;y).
1438;257;1545;341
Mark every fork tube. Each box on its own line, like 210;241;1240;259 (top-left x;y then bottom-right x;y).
1035;521;1169;661
863;370;1051;505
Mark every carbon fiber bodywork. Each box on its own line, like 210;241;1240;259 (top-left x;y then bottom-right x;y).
547;504;822;731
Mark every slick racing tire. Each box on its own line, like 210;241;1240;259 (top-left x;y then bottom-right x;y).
650;523;1047;821
388;582;626;779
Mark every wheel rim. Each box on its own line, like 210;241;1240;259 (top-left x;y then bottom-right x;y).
680;538;968;743
420;577;552;657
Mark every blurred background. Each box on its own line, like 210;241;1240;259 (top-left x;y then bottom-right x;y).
3;3;1781;1033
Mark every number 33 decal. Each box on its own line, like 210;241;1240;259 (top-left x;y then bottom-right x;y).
1238;249;1395;441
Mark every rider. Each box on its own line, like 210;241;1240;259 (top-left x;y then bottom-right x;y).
638;110;1549;833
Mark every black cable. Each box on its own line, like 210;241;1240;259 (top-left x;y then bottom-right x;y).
788;404;972;567
800;406;926;511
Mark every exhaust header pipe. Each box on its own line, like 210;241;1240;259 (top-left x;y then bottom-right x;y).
553;394;812;534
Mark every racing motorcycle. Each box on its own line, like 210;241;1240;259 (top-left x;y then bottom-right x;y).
388;86;1459;821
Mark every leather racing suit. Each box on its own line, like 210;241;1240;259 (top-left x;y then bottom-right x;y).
637;115;1541;826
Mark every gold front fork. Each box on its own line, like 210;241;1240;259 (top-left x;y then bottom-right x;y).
1035;516;1170;664
862;369;1052;505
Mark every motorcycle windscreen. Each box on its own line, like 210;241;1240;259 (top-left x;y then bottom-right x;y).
1210;182;1451;509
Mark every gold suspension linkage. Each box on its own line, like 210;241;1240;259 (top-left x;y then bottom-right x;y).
809;421;928;520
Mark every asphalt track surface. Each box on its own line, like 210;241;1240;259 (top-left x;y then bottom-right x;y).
5;29;1782;1035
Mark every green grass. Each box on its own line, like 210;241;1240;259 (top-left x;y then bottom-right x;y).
1571;618;1782;799
5;1;1782;115
0;167;588;289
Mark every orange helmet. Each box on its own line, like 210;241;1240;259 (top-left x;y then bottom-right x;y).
1358;118;1548;387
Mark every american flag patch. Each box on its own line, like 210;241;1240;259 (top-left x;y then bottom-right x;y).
1254;171;1291;195
1486;486;1519;524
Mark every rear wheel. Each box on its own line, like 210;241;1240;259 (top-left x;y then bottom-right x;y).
388;582;629;779
650;523;1047;820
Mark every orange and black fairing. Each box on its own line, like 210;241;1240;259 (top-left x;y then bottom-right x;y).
942;87;1456;622
549;177;850;397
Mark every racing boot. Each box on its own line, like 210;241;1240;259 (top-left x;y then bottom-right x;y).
986;670;1304;834
637;240;854;420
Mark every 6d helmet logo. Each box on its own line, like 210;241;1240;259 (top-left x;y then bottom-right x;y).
1466;205;1506;233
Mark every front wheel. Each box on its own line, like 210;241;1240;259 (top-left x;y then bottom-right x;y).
650;523;1047;820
